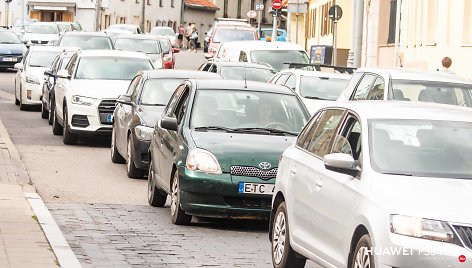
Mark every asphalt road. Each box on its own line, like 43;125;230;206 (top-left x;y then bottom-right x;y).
0;51;319;267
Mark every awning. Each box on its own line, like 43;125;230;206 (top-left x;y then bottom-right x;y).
33;6;68;11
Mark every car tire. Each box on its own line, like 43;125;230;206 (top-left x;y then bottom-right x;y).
170;171;191;225
126;135;145;178
48;101;54;125
111;126;126;164
148;160;167;207
62;107;78;145
14;83;19;105
271;201;306;268
19;88;27;111
52;109;63;135
41;100;49;119
350;234;375;268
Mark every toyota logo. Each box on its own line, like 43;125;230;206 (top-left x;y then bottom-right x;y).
259;162;271;170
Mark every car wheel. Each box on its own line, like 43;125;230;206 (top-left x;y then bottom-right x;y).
126;135;145;178
41;100;49;119
19;88;27;111
15;88;19;105
111;126;126;164
351;234;375;268
148;160;167;207
170;171;191;225
62;107;78;145
48;101;54;125
272;201;306;268
52;108;63;135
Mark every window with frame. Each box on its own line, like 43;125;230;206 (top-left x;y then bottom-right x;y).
352;74;377;100
165;84;185;117
305;109;345;158
126;76;141;96
332;116;362;161
297;110;323;149
239;51;248;62
366;77;385;100
66;54;78;75
174;88;190;125
285;74;297;90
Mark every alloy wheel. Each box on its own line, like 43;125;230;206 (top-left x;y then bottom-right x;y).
354;246;371;268
170;175;179;217
127;137;132;172
272;210;286;265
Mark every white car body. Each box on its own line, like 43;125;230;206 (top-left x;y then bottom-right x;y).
150;27;178;47
53;50;154;139
21;22;60;46
14;46;63;108
271;101;472;268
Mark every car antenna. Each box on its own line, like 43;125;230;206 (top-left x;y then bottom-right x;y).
244;63;247;88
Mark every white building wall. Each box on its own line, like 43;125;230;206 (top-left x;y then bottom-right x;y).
1;0;25;26
183;9;217;44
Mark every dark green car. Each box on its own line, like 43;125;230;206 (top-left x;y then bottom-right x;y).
148;79;310;225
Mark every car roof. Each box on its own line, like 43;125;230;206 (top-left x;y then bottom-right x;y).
114;34;158;40
219;40;305;51
357;67;472;84
142;70;223;79
324;101;472;122
108;24;139;28
215;25;255;30
211;61;275;70
62;31;109;37
28;46;64;52
77;50;150;59
279;69;351;79
192;79;297;95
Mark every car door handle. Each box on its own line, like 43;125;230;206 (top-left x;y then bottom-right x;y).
290;167;296;174
314;180;323;189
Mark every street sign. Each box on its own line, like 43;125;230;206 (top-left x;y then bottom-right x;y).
329;5;343;21
255;4;264;11
247;10;257;19
273;0;282;10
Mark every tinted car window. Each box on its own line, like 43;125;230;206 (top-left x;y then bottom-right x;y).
140;79;183;106
306;109;344;157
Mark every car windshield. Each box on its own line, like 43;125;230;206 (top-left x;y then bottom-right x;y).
220;66;276;82
59;36;113;50
75;57;152;80
27;25;58;34
250;50;309;71
140;79;182;106
370;119;472;178
57;24;71;32
29;51;60;67
192;90;308;134
108;25;137;33
392;80;472;107
212;29;255;43
0;32;22;44
13;19;37;27
115;38;160;54
299;76;349;100
151;28;174;36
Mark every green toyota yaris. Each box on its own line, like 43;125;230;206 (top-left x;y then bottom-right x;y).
148;79;310;225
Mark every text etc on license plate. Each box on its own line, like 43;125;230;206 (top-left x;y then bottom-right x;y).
238;182;275;195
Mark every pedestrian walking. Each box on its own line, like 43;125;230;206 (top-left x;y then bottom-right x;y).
190;27;199;53
438;56;454;74
185;23;193;50
177;25;185;48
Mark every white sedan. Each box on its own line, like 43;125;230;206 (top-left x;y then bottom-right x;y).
52;50;154;145
14;46;63;110
271;101;472;268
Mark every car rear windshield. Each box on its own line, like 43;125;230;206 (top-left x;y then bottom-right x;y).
192;90;308;134
115;38;160;54
108;25;137;33
369;119;472;178
220;66;276;82
29;51;60;67
75;57;152;80
250;50;309;71
27;25;58;34
140;79;182;106
0;32;22;44
299;76;349;100
212;28;255;43
57;24;71;32
59;36;113;50
151;28;175;36
392;80;472;107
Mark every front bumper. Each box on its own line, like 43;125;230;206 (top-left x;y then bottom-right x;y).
132;135;150;170
0;55;23;68
178;167;274;219
68;99;115;136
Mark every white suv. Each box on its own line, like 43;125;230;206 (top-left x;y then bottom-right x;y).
52;50;154;145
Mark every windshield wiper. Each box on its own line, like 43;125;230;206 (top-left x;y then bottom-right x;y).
29;65;45;67
233;127;297;136
194;126;236;132
142;103;165;106
304;96;327;100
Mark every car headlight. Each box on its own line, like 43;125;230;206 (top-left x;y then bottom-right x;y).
390;215;454;243
186;148;222;174
71;95;96;106
135;125;154;141
26;75;40;85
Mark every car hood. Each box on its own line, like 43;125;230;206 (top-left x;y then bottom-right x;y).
371;174;472;224
22;33;58;41
70;79;131;99
137;105;165;127
190;131;295;173
0;44;26;55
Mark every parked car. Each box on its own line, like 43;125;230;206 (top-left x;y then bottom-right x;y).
114;34;164;68
157;36;179;69
56;31;114;50
259;28;287;42
214;41;310;71
21;22;60;47
148;79;310;225
204;18;251;53
106;24;142;34
337;67;472;107
198;60;277;82
0;30;27;69
41;48;78;123
14;46;63;110
270;101;472;268
111;70;222;178
150;27;178;47
51;50;154;145
104;29;134;42
269;69;350;114
205;19;257;58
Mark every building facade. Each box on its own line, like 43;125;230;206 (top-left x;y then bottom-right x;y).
182;0;219;44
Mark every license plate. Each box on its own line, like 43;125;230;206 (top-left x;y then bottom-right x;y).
2;57;17;62
238;182;275;195
107;114;113;122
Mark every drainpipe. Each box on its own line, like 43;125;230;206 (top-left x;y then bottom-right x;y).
393;0;402;66
346;0;357;67
353;0;363;67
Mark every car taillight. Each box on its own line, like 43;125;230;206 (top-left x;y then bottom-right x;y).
163;61;173;69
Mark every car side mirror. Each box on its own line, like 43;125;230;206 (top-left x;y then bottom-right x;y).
116;94;132;105
14;63;23;70
323;153;360;177
160;116;178;131
44;69;54;77
173;47;180;53
56;70;71;79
